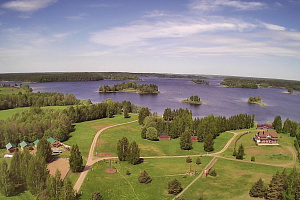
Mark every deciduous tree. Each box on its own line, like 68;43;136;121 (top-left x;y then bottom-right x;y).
117;137;129;161
180;129;193;150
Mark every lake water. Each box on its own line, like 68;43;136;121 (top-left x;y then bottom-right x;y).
2;77;299;123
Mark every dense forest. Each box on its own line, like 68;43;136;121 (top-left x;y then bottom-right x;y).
221;77;300;90
139;108;254;151
99;82;159;94
192;79;209;85
0;99;135;148
0;72;141;83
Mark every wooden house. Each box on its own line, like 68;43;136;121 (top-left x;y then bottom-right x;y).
6;142;17;153
257;124;274;130
47;137;61;148
19;141;33;150
159;134;171;141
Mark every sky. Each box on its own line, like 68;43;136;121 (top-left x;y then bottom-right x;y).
0;0;300;80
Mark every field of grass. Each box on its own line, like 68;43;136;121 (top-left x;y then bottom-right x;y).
183;158;289;200
0;87;25;95
0;191;35;200
79;157;212;200
222;130;296;165
95;122;234;157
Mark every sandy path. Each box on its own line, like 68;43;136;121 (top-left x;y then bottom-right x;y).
73;119;138;192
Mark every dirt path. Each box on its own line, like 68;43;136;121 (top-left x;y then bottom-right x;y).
73;119;138;192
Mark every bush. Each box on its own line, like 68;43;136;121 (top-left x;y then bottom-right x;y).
168;179;182;195
146;127;159;141
91;192;104;200
251;156;255;162
209;169;217;177
138;170;152;184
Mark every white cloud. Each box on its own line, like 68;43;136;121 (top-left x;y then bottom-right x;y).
18;14;31;19
143;10;166;18
2;0;57;12
262;23;286;31
66;13;87;21
189;0;266;11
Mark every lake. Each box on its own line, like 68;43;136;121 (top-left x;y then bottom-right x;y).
2;77;299;123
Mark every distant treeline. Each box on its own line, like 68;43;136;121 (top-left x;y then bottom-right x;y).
0;92;79;110
221;77;300;90
0;72;141;83
135;73;208;79
0;99;135;148
192;79;209;85
99;82;159;94
139;108;254;151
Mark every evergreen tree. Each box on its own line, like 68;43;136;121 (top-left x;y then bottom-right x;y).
138;170;152;184
283;118;291;134
265;172;285;200
204;134;214;152
168;179;182;195
295;178;300;200
138;107;150;125
146;127;159;141
36;188;51;200
283;167;299;200
186;157;192;163
180;129;193;150
209;169;217;177
60;178;76;200
117;137;129;161
273;115;282;133
196;157;201;165
9;151;22;185
37;137;52;163
249;178;265;197
0;160;14;196
236;144;244;160
91;191;104;200
127;141;140;165
123;106;130;118
69;144;83;173
47;170;63;200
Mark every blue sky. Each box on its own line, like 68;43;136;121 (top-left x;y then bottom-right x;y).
0;0;300;80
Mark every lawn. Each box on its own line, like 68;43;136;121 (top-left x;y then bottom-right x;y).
79;157;212;200
183;158;289;200
0;191;35;200
0;87;25;95
222;130;296;165
94;122;234;157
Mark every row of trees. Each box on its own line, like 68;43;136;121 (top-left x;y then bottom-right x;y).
249;168;300;199
117;137;140;165
99;82;159;94
273;116;299;136
0;92;79;110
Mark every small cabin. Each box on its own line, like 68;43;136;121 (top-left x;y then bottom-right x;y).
33;139;39;148
159;134;171;141
191;136;198;142
47;137;61;148
6;142;17;153
19;141;33;150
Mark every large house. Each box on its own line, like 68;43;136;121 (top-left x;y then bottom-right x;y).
253;131;278;145
257;124;274;129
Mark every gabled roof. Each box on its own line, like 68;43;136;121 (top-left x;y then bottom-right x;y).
160;134;170;138
47;137;57;144
6;142;16;150
20;141;30;148
33;139;39;146
257;131;278;139
257;124;274;129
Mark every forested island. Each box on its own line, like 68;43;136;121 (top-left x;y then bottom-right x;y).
192;79;209;85
248;96;265;105
99;82;159;94
182;95;203;105
221;77;300;90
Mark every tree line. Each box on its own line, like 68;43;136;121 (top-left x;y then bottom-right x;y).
139;107;255;152
0;72;141;83
99;82;159;94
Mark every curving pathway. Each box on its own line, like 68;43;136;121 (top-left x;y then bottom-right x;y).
73;119;138;192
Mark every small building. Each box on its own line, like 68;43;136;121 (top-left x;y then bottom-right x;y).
253;131;278;145
257;124;274;130
47;137;61;148
191;136;198;142
19;141;33;150
33;139;39;148
51;148;62;154
159;134;171;141
6;142;17;153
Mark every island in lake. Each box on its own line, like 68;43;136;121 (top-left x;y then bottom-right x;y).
192;79;209;85
248;96;266;106
98;82;159;94
182;95;202;105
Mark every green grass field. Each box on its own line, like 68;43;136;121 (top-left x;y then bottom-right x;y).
94;122;234;157
0;87;25;95
183;158;289;200
79;157;212;200
222;130;296;165
0;191;35;200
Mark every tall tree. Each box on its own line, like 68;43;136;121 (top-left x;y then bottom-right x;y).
59;178;76;200
9;151;22;185
204;134;214;152
47;170;63;200
138;107;150;125
0;160;14;196
146;127;159;141
123;106;130;118
265;172;285;200
168;179;182;195
37;137;52;163
249;178;265;198
273;115;282;133
127;141;140;165
236;144;245;160
69;144;83;173
283;118;292;134
180;129;193;150
117;137;129;161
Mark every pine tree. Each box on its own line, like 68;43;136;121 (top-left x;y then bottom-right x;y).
127;141;140;165
47;170;63;200
204;134;214;152
168;178;182;195
249;178;265;197
265;172;285;200
0;160;14;196
69;144;83;173
180;129;193;150
209;169;217;177
284;167;299;200
186;157;192;163
236;144;244;160
295;178;300;200
196;157;201;165
138;170;152;184
272;115;282;133
60;178;76;200
117;137;129;161
91;191;104;200
37;137;52;163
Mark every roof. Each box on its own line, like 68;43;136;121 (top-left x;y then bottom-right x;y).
33;139;39;146
6;142;16;150
47;137;57;144
160;134;170;138
256;131;278;139
20;141;30;148
191;136;198;139
257;124;274;129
